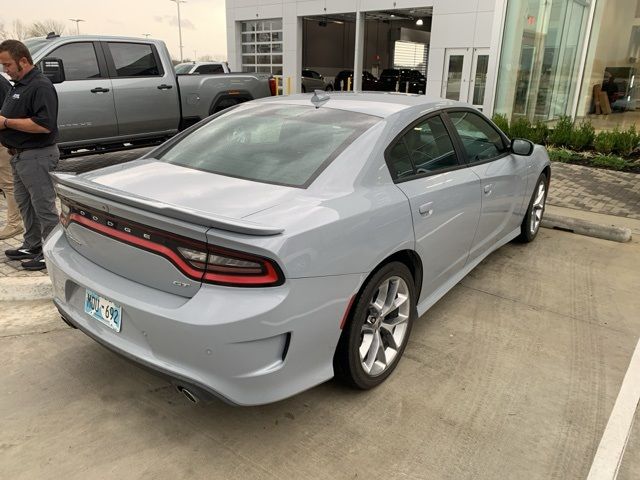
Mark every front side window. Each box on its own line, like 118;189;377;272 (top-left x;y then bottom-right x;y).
387;115;459;180
447;111;507;162
156;104;380;187
107;42;160;77
47;42;101;81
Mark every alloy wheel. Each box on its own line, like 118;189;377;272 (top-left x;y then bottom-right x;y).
530;182;546;234
359;276;410;377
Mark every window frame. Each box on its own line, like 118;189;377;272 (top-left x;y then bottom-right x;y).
101;41;165;79
442;107;511;166
41;41;108;81
384;111;467;183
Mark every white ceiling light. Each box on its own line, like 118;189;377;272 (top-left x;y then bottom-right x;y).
416;18;424;26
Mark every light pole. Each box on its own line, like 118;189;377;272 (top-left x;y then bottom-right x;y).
68;18;85;35
169;0;187;62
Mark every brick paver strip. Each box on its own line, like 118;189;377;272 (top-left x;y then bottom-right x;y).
0;159;638;279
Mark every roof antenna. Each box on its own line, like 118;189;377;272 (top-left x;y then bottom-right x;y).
310;89;330;109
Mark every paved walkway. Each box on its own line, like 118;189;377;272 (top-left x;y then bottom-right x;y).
0;161;638;278
548;163;640;219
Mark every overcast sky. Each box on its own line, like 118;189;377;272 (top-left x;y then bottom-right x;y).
2;0;228;61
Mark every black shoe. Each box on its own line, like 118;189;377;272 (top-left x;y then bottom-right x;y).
5;245;42;261
22;253;46;271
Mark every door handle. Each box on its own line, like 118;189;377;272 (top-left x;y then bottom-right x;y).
418;202;434;217
484;184;494;195
90;87;110;93
157;84;173;90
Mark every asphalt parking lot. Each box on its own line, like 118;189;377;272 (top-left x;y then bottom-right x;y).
2;223;639;479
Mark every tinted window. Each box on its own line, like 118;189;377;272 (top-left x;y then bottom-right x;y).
157;104;380;187
387;115;459;180
447;111;507;162
195;64;223;74
108;43;160;77
47;42;101;81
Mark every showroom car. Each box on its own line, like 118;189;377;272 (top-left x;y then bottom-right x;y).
45;92;550;406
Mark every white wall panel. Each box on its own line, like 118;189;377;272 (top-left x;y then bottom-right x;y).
430;12;476;48
432;0;478;15
474;11;494;46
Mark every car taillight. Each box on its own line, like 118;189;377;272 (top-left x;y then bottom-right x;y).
269;77;277;96
59;197;284;287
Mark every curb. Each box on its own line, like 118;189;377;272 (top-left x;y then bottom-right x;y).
0;276;52;301
541;213;633;243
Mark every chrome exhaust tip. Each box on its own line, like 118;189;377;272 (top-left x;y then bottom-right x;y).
176;386;199;404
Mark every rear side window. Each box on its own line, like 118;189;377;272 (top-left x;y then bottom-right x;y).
157;104;380;187
387;115;460;180
107;42;161;77
195;64;223;74
447;110;507;162
46;42;101;80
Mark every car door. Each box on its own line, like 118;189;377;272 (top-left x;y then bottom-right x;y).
102;41;179;137
445;109;529;261
389;113;482;302
42;41;117;143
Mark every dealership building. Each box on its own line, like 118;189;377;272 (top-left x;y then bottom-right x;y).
226;0;639;129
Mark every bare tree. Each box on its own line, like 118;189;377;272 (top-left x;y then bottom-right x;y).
0;22;7;40
27;19;66;38
10;19;28;40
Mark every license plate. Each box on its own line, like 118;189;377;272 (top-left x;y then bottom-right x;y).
84;289;122;333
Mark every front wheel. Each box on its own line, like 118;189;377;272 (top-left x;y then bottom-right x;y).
334;262;416;389
517;173;548;242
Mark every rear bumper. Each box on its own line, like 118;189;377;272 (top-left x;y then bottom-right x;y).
44;227;364;406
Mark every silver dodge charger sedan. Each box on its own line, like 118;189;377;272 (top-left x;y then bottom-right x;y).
45;92;550;406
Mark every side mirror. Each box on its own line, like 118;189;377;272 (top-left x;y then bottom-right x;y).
511;138;534;156
40;57;65;84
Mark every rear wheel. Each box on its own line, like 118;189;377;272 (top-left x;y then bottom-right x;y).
517;173;547;242
334;262;416;389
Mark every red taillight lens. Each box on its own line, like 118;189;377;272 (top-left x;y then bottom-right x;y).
60;198;284;287
269;77;277;96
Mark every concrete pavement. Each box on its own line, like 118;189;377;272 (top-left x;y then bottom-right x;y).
1;228;639;479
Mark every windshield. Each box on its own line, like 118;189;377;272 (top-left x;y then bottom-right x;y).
156;104;380;188
174;63;193;74
24;37;51;57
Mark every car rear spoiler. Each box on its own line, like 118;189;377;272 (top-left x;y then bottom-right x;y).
51;173;284;236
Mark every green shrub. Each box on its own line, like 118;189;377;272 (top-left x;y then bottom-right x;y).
547;148;574;163
529;122;549;145
611;126;638;156
492;113;510;136
591;154;629;170
509;117;531;140
594;131;616;154
548;116;573;147
569;121;595;151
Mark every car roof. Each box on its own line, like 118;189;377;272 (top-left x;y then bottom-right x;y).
254;92;465;118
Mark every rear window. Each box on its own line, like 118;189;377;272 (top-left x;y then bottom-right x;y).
156;104;380;188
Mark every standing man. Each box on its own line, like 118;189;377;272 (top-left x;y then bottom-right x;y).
0;39;60;271
0;70;24;240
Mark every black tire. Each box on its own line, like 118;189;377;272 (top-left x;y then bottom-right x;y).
517;173;548;243
334;262;417;389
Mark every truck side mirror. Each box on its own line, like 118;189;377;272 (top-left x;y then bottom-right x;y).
41;57;66;84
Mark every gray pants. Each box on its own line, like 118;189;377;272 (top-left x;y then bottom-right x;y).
10;145;60;250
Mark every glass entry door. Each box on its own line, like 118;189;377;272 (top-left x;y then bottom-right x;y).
469;49;490;109
442;49;471;102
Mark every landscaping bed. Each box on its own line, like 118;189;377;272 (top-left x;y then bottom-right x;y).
492;114;640;174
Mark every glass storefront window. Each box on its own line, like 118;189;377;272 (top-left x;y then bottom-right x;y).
495;0;590;122
576;0;640;131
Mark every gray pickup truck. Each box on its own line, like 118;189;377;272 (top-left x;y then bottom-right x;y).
25;34;275;156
